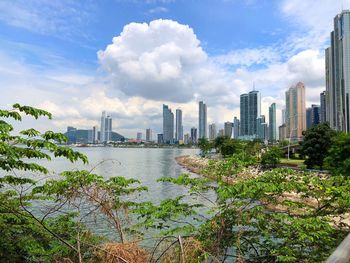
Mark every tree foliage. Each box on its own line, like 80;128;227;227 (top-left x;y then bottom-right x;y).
1;104;349;262
261;146;282;168
197;138;212;155
325;132;350;176
301;122;336;169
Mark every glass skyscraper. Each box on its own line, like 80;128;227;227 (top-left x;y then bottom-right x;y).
240;94;249;136
208;123;217;140
285;82;306;142
198;101;207;139
100;111;112;143
326;10;350;132
320;91;327;123
175;109;183;142
233;117;240;139
269;103;276;143
163;104;174;144
240;90;261;138
190;127;197;144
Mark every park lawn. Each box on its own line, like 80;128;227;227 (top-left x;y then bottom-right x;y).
280;158;305;168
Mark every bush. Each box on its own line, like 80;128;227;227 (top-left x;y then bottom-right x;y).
261;146;282;168
325;133;350;176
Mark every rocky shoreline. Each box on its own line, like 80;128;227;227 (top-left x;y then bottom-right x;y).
175;154;350;226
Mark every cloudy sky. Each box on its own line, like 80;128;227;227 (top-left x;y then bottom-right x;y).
0;0;346;138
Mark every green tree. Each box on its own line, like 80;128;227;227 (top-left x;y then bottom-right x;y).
301;122;336;169
325;133;350;176
0;104;148;262
261;146;282;168
0;104;94;262
220;139;242;157
197;138;212;155
213;135;229;152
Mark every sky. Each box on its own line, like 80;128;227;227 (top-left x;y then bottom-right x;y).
0;0;347;138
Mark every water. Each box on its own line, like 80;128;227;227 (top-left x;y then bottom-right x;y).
27;147;203;238
44;147;199;201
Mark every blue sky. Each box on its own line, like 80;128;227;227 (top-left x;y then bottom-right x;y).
0;0;346;137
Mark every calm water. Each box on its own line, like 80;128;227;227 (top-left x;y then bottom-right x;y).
29;147;202;238
44;147;200;201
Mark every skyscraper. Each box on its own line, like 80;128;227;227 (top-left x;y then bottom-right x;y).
233;117;240;139
248;90;261;136
198;101;207;139
285;82;306;142
313;105;320;126
100;111;106;142
137;132;142;140
146;128;152;142
157;134;164;144
306;107;313;129
224;122;233;138
320;91;327;123
208;123;217;140
175;109;183;142
184;134;190;144
190;127;197;144
240;94;249;136
282;108;286;124
256;115;266;140
92;126;98;144
269;103;276;143
100;111;112;143
326;10;350;132
240;90;261;137
163;104;174;144
306;104;320;129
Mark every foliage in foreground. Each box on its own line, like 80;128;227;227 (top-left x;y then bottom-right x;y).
1;104;350;262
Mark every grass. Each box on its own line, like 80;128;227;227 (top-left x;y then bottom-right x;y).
280;158;305;168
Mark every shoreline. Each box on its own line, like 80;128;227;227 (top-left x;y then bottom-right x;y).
175;154;350;226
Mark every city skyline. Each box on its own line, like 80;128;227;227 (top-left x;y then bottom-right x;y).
0;1;347;138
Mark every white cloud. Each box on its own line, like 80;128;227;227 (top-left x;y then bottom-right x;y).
98;19;211;102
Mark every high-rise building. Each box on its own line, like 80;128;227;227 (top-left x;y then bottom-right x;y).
157;134;164;144
208;123;217;140
184;133;190;144
326;10;350;132
100;111;106;142
92;126;98;144
269;103;276;143
320;91;327;123
256;115;266;140
175;109;183;142
190;127;197;144
163;104;174;144
198;101;207;139
307;104;320;129
137;132;142;140
248;90;261;136
282;108;286;124
224;122;233;138
240;90;261;137
306;107;313;129
218;129;224;137
146;128;152;142
233;117;240;139
67;126;77;144
285;82;306;142
240;94;249;136
279;124;287;141
100;111;112;143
